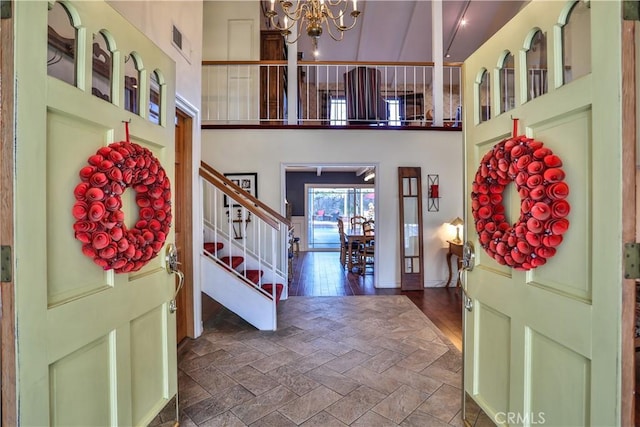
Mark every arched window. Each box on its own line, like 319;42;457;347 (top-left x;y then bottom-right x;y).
478;69;491;123
149;70;163;125
526;30;548;101
47;2;77;86
499;52;515;114
124;53;142;115
92;31;114;102
561;1;591;84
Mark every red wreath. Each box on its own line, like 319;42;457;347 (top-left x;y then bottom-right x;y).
471;135;570;270
72;140;171;273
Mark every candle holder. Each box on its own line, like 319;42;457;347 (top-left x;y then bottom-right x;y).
428;174;439;212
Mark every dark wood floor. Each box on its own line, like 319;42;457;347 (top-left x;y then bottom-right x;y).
289;251;463;350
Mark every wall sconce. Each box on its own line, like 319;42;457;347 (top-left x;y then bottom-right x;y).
226;208;252;240
428;174;439;211
449;216;463;244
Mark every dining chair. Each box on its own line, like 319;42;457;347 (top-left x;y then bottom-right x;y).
338;218;360;268
350;215;366;230
358;235;375;275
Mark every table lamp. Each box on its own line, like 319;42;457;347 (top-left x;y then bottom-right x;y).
449;217;464;244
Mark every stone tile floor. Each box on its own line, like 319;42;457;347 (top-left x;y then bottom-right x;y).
151;295;480;426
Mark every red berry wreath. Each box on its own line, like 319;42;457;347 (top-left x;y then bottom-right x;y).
72;140;171;273
471;135;570;270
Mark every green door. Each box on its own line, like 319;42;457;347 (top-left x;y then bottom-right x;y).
462;1;621;425
14;1;177;424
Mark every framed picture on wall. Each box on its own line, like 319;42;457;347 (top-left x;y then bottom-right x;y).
224;172;258;207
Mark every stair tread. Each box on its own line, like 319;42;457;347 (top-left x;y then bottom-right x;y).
220;256;244;269
261;283;284;304
243;269;264;284
204;242;224;253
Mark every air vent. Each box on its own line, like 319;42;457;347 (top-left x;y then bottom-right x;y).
172;25;182;50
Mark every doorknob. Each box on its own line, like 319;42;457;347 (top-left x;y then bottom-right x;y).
165;244;184;314
459;240;475;312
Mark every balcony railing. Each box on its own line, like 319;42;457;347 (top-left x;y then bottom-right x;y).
202;61;462;128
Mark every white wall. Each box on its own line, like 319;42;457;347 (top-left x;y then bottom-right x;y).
202;1;261;60
202;129;464;288
108;0;204;105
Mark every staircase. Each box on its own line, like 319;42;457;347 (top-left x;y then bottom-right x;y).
200;162;289;331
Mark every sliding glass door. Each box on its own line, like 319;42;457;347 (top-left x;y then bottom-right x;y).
306;184;375;250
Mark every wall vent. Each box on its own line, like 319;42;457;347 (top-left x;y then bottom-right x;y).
172;25;182;50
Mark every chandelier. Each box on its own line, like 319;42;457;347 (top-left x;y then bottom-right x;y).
266;0;361;53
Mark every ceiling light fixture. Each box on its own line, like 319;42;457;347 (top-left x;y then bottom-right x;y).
363;171;375;181
266;0;361;52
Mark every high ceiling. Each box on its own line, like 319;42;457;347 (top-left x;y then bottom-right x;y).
262;0;527;63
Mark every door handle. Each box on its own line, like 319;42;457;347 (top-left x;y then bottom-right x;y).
459;241;475;312
165;244;184;314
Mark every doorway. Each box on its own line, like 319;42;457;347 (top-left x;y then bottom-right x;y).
175;107;194;343
306;185;375;250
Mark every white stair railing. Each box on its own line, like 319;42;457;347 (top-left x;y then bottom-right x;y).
200;162;290;301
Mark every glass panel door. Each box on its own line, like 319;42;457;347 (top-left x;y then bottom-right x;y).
307;185;374;250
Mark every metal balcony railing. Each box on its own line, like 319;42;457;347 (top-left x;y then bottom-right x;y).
202;61;462;128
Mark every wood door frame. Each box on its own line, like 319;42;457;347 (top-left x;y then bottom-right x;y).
621;18;636;427
1;1;17;424
175;105;195;340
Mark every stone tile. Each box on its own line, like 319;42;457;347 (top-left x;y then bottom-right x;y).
448;411;466;427
289;350;336;373
224;365;280;395
371;384;429;424
364;349;407;373
183;384;254;424
248;411;297;427
395;345;450;373
305;365;361;395
325;385;387;425
198;411;246;427
309;337;354;356
325;349;373;373
267;365;321;396
344;365;403;395
399;411;451;427
377;337;421;355
177;413;198;427
300;411;349;427
177;370;211;410
186;365;238;396
231;385;298;425
243;337;287;355
429;349;463;373
278;385;342;424
338;336;385;356
416;384;462;423
383;365;442;395
420;365;462;389
250;349;304;373
179;349;229;373
274;336;320;356
351;410;400;427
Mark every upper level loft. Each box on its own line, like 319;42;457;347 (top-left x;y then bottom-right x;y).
202;59;463;129
202;29;462;129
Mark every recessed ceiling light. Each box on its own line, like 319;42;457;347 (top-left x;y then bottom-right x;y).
445;53;451;58
460;18;467;27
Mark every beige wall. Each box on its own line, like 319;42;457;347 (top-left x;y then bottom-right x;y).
202;128;464;288
202;0;261;60
108;0;204;105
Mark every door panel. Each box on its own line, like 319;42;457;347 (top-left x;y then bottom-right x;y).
463;1;620;425
14;1;176;425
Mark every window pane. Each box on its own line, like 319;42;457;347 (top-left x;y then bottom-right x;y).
330;98;346;125
479;70;490;122
124;54;141;115
92;32;112;102
526;30;548;101
499;52;515;114
149;71;161;125
562;1;591;84
47;2;76;86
